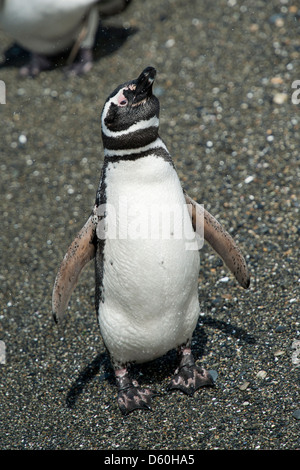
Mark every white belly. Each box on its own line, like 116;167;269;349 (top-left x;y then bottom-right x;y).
0;0;97;54
97;156;200;365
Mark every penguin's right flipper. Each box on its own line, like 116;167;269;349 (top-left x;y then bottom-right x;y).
52;213;97;323
185;193;250;289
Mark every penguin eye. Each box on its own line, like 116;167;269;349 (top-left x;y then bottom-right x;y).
119;99;128;107
117;91;129;107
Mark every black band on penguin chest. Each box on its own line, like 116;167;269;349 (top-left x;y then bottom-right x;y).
102;126;159;150
105;146;174;165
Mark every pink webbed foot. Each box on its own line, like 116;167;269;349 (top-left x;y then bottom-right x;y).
115;369;158;415
167;347;214;396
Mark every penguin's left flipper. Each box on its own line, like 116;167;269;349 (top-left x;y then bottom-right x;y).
185;192;250;289
52;213;97;323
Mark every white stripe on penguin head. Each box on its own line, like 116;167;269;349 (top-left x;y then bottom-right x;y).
101;87;159;139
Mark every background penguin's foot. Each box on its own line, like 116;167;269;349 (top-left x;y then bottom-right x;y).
167;347;214;396
116;369;158;415
64;48;93;77
19;53;52;77
18;48;93;77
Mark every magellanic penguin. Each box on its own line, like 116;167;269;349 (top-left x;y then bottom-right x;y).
0;0;131;76
52;67;250;415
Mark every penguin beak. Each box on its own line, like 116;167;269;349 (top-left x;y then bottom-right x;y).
133;66;156;103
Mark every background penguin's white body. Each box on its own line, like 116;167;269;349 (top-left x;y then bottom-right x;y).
100;154;200;365
0;0;132;75
0;0;99;54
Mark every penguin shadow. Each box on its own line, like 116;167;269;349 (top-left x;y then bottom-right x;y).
0;23;137;71
65;315;256;410
93;24;138;61
65;349;171;410
65;349;181;411
195;315;256;347
66;351;111;409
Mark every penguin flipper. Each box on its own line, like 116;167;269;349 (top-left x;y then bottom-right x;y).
52;214;97;323
184;193;250;289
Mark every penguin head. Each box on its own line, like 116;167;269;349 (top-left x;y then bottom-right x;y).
101;67;160;152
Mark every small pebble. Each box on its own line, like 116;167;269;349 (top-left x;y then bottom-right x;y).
292;410;300;420
165;38;175;48
270;76;283;85
18;134;27;145
208;370;218;383
274;350;285;357
256;370;267;380
0;340;6;364
275;325;286;332
244;175;254;184
239;381;250;391
17;88;26;96
218;276;229;283
273;93;288;104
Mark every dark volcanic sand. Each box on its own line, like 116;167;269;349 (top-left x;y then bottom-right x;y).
0;0;299;450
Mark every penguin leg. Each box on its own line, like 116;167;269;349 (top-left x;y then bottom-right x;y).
19;52;53;77
115;367;158;415
65;47;93;77
18;47;93;77
64;7;98;76
167;343;214;396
